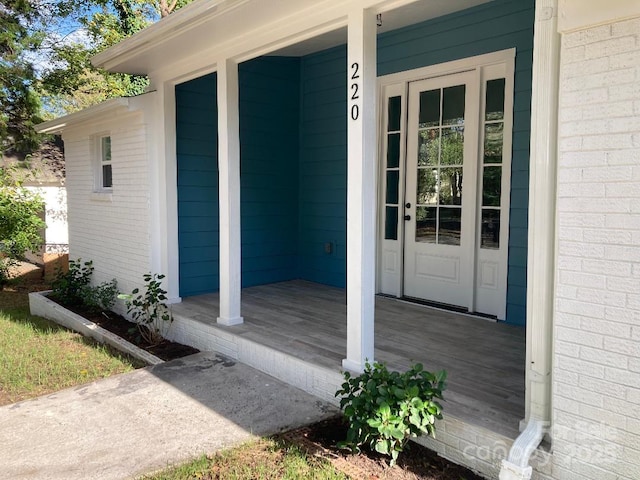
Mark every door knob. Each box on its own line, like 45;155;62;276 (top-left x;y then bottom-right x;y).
404;215;411;221
405;202;411;208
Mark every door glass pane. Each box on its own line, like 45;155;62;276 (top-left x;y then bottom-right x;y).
101;136;111;162
438;208;461;245
385;206;398;240
388;96;401;132
442;85;465;125
417;169;437;205
439;167;463;206
418;129;438;166
416;206;436;243
441;127;464;165
386;170;399;204
484;123;503;164
387;133;400;168
481;209;500;249
419;89;440;128
485;78;505;121
482;166;501;207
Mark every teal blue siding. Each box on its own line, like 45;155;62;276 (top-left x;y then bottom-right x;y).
296;0;534;323
176;0;533;324
298;46;348;287
176;73;219;297
239;57;300;287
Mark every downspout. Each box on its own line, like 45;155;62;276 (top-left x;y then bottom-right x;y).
499;1;560;478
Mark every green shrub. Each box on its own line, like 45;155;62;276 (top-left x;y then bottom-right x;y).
51;259;117;312
120;273;172;346
335;361;446;465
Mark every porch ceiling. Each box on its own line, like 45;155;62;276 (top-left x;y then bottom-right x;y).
92;0;493;76
173;280;525;438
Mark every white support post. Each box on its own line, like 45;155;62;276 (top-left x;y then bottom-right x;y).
343;7;377;373
217;58;244;326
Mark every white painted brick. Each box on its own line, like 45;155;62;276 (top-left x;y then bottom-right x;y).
581;317;632;338
575;287;627;307
604;337;640;358
559;271;605;289
562;68;636;93
582;259;631;277
555;340;580;358
561;56;610;79
582;133;636;151
604;367;640;388
580;345;629;369
560;88;608;108
558;212;605;227
557;383;603;407
556;299;605;320
557;355;605;378
606;277;640;294
564;25;613;48
585;36;638;60
605;245;640;262
604;306;640;326
579;376;629;400
609;81;640;101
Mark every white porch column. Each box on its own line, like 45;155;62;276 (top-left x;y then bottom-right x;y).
217;58;243;326
343;7;377;372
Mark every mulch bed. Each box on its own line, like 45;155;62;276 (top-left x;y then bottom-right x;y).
278;416;485;480
51;299;199;361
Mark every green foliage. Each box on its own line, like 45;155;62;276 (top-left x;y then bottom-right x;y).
0;166;45;287
51;258;118;311
121;273;172;346
335;362;446;466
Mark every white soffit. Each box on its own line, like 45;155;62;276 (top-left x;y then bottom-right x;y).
93;0;493;75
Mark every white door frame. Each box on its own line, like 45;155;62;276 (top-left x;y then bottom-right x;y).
376;48;515;319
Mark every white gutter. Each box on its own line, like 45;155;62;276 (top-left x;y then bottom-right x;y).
36;98;130;134
499;0;560;477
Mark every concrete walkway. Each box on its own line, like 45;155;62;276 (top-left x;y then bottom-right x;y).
0;352;339;480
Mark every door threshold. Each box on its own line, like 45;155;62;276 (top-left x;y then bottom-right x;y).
377;294;498;323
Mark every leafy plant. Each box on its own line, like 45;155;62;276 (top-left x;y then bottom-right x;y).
51;259;94;307
50;258;118;312
120;273;172;346
335;361;446;465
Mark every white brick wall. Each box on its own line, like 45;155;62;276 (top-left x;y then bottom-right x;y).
554;15;640;480
62;111;151;308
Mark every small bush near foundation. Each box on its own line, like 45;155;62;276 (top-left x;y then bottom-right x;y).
335;361;446;465
120;273;172;346
51;259;118;311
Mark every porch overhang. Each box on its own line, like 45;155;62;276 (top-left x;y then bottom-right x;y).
91;0;492;77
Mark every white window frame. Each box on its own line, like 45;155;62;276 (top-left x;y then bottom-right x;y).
94;133;113;192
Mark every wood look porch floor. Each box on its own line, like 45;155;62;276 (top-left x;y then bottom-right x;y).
176;280;525;438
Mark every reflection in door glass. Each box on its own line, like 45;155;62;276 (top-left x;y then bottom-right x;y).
441;127;464;165
418;129;439;166
484;123;503;163
438;207;461;245
417;169;437;205
415;206;437;243
442;85;466;125
418;89;440;128
439;167;463;206
481;209;500;249
482;166;501;207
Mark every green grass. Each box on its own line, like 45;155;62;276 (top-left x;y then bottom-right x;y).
0;286;142;406
141;438;348;480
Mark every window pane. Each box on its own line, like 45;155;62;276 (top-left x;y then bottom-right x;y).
386;170;399;204
387;96;401;132
439;167;463;206
482;166;502;207
442;85;465;126
416;206;436;243
484;123;504;164
101;136;111;162
385;206;398;240
387;133;400;168
485;78;505;121
417;168;437;205
419;89;440;128
102;164;113;188
418;129;438;166
481;209;500;249
438;207;461;245
441;127;464;166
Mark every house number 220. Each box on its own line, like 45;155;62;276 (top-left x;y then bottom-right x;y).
350;62;360;121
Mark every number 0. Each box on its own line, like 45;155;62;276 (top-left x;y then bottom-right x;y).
351;104;359;121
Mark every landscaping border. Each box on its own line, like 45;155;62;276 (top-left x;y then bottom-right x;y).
28;290;163;366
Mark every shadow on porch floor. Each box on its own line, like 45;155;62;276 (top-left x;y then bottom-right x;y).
172;279;525;439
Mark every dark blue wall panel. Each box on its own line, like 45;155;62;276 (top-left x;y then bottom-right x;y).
239;56;300;287
176;73;219;297
297;0;534;323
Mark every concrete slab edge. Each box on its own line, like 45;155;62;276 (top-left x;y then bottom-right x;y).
28;290;164;366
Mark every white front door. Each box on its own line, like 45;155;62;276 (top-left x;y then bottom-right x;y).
377;51;514;320
403;72;478;309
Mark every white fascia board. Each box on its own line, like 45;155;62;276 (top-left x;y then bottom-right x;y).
91;0;250;73
36;98;131;134
558;0;640;33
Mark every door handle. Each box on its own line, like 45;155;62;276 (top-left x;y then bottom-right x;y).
404;215;411;221
405;202;411;208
